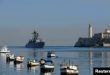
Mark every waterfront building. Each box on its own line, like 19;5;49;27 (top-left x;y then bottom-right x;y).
75;25;110;47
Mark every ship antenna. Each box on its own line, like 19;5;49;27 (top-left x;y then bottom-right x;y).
32;30;39;40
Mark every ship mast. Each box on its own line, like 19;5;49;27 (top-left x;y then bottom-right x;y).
32;30;39;41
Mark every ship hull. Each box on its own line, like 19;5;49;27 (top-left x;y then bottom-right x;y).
25;42;45;48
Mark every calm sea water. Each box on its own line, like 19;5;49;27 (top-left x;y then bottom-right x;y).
0;46;110;75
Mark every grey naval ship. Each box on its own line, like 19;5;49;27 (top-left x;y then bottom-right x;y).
75;24;110;47
25;30;45;48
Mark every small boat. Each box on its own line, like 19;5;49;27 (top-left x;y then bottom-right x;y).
60;60;79;75
0;46;10;53
14;63;24;71
60;65;79;75
27;59;40;67
40;59;54;73
6;54;15;61
14;56;24;64
47;51;56;58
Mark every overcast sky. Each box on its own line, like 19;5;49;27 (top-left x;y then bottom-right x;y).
0;0;110;46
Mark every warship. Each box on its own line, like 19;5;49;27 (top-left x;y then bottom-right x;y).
25;30;45;48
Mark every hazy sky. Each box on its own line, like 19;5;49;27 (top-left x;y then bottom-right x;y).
0;0;110;46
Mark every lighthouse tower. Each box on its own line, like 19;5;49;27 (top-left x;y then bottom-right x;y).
88;24;93;38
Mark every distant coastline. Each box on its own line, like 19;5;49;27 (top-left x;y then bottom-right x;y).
74;24;110;47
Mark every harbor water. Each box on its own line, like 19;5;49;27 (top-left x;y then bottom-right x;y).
0;46;110;75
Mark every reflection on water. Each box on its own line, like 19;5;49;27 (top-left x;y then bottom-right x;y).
0;47;110;75
27;66;39;73
79;51;110;67
0;53;7;61
6;61;14;68
78;50;110;75
27;49;45;60
40;72;53;75
14;63;24;71
89;51;110;67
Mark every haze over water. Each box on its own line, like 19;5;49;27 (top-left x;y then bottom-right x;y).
0;0;110;46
